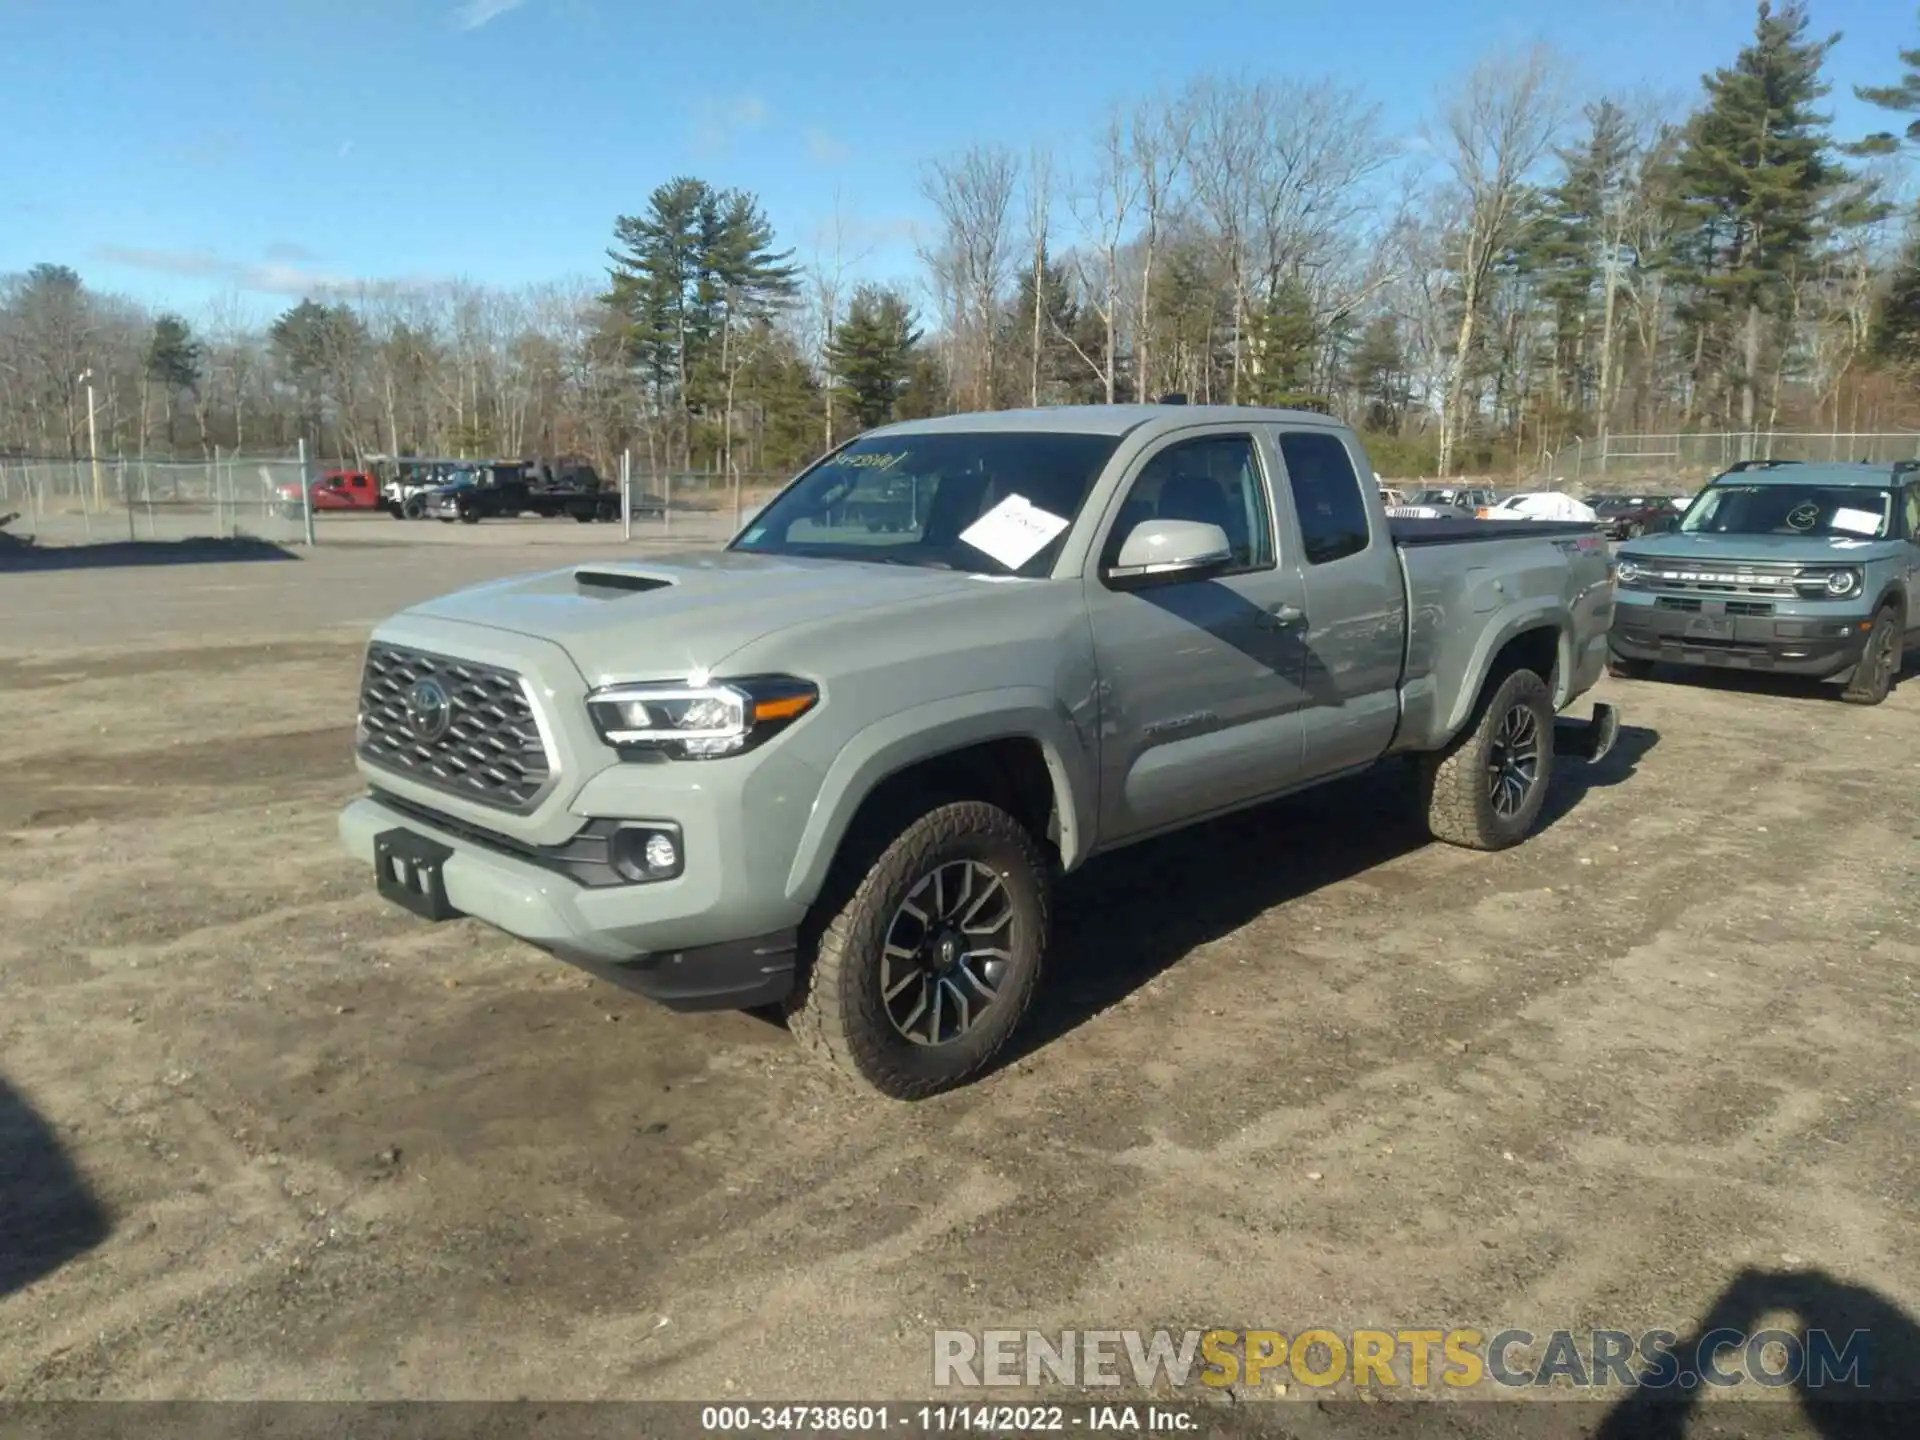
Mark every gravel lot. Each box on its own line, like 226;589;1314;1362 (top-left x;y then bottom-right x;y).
2;524;1916;1427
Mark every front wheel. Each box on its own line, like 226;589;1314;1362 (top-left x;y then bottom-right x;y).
458;507;481;524
402;496;426;520
1840;604;1903;705
786;800;1051;1099
1419;667;1555;851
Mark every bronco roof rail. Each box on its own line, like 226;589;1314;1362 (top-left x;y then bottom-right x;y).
1892;459;1919;476
1722;458;1800;473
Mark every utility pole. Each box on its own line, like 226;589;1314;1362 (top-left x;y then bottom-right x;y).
80;368;102;508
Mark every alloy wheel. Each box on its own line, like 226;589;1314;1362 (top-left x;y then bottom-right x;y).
879;860;1016;1046
1487;703;1542;819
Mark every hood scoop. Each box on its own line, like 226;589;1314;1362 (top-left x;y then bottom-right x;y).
573;568;673;599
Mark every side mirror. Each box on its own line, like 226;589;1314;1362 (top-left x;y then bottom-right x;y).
1104;519;1234;587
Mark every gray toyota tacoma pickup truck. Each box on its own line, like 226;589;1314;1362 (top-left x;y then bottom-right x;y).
341;404;1619;1097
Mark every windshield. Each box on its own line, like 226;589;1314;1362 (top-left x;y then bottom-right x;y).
1678;484;1892;540
1594;496;1646;512
730;431;1122;575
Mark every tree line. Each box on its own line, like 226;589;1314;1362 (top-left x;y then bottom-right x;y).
3;0;1917;481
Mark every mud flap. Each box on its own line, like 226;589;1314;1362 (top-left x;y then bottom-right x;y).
1555;702;1619;765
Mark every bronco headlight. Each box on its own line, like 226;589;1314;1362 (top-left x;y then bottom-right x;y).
587;676;818;759
1822;568;1862;598
1614;559;1641;586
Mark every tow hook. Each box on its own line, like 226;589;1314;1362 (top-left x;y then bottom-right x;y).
1556;702;1619;765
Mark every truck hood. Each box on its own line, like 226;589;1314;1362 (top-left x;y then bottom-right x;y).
1619;531;1901;564
401;551;981;686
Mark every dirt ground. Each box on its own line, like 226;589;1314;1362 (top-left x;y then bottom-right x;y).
2;528;1917;1422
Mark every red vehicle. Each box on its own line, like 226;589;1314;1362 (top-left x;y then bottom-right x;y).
276;470;382;518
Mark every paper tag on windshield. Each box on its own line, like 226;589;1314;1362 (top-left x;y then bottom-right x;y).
958;494;1070;570
1830;507;1882;536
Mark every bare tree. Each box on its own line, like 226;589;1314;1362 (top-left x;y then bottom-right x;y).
1025;146;1054;407
1069;113;1139;403
1131;88;1195;402
921;144;1021;409
1432;45;1567;474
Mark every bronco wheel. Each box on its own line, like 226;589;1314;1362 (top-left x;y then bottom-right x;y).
1419;667;1555;851
786;800;1050;1099
401;495;426;520
1840;603;1902;706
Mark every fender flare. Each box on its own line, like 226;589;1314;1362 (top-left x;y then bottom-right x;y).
782;689;1095;906
1442;602;1574;737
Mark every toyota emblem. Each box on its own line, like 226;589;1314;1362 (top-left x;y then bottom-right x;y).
405;677;452;742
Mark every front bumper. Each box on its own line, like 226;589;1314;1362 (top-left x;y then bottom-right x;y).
341;794;802;1010
1610;598;1872;678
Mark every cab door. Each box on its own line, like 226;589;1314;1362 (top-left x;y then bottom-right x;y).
1083;428;1312;843
1271;426;1409;781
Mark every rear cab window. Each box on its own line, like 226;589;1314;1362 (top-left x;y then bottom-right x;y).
1277;429;1372;565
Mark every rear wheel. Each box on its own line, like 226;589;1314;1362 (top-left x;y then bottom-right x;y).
458;506;481;525
401;495;426;520
1419;667;1555;851
786;800;1050;1099
1840;603;1903;706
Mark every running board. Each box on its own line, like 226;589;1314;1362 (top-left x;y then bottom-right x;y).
1556;702;1620;764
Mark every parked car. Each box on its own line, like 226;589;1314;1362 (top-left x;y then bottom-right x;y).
340;403;1619;1097
1591;493;1677;540
275;468;383;519
1477;491;1599;523
1387;486;1498;519
1609;457;1920;705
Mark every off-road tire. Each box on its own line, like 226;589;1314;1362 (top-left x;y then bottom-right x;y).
401;495;426;520
1840;602;1903;706
1419;667;1555;852
458;506;481;524
786;800;1051;1100
1607;654;1655;680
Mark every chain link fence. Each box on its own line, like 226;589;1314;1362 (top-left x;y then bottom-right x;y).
0;454;314;548
1535;431;1920;498
616;468;788;545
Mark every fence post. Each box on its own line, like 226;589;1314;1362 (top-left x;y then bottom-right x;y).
621;448;632;541
664;471;672;536
298;438;316;547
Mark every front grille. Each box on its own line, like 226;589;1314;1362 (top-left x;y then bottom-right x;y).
357;643;554;812
1654;597;1775;616
1633;562;1800;597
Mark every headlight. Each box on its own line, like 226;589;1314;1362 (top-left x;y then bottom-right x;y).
587;676;818;759
1822;568;1862;598
1614;559;1641;586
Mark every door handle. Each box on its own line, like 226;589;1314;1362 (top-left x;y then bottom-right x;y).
1261;602;1307;630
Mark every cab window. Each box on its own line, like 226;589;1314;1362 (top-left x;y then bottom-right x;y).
1278;430;1371;565
1100;434;1273;573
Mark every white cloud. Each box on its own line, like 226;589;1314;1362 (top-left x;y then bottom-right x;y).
804;127;849;166
690;94;770;157
92;245;428;299
451;0;527;32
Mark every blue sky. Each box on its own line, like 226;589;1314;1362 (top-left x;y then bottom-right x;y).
0;0;1911;319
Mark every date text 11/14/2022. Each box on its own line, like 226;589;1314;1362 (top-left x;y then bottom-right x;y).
699;1404;1199;1432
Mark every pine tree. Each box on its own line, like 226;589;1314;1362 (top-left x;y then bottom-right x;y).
144;314;201;455
1346;314;1411;433
1530;100;1637;417
604;178;798;463
1666;1;1852;429
1848;6;1920;155
827;286;922;429
1869;212;1920;371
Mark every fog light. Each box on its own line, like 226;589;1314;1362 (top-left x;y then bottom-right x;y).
611;825;683;883
644;833;678;872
